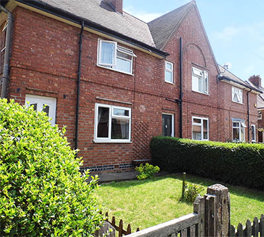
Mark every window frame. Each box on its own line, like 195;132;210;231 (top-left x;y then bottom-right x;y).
251;124;256;142
192;67;209;95
164;61;174;84
192;116;209;141
94;103;131;143
162;113;174;137
25;94;57;125
97;39;135;75
232;119;246;142
258;111;262;120
232;86;243;104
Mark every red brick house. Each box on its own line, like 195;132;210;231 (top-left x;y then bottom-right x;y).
0;0;260;172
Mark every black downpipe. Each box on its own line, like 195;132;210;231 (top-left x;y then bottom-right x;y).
246;90;251;142
179;38;183;138
75;21;84;151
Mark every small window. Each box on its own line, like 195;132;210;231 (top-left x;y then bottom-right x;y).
251;124;256;142
232;87;243;104
258;111;262;120
25;94;57;125
232;119;246;142
165;61;173;83
98;40;135;74
162;113;174;137
192;116;209;140
192;67;208;94
95;104;131;143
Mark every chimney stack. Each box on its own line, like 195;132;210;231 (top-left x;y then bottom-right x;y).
249;75;262;88
104;0;123;14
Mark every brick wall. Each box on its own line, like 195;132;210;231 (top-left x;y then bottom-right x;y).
7;6;258;173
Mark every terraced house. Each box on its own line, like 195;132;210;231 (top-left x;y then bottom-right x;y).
0;0;261;173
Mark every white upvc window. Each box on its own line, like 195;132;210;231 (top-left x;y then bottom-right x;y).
165;61;174;83
251;124;256;142
162;113;174;137
232;87;243;104
94;103;131;143
25;94;57;125
192;116;209;141
97;39;135;74
258;111;262;120
192;67;208;94
232;119;246;142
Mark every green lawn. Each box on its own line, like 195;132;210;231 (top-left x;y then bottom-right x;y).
96;174;264;232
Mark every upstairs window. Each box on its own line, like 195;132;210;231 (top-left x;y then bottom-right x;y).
232;87;243;104
192;67;208;94
232;119;246;142
192;116;209;140
165;61;173;83
94;103;131;143
98;39;135;74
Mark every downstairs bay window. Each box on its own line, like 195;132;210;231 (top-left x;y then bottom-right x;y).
192;116;209;140
97;39;136;74
94;104;131;143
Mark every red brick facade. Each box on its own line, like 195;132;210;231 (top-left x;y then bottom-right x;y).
1;3;258;173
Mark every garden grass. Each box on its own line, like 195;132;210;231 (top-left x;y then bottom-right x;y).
96;174;264;232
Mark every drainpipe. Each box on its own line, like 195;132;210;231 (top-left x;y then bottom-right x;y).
0;5;13;98
246;89;252;142
75;21;84;151
179;37;183;138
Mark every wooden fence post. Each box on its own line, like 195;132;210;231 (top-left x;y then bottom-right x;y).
206;184;230;237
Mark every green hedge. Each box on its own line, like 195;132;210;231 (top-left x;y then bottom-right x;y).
150;136;264;190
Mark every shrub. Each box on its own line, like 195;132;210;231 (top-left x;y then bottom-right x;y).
150;136;264;190
135;163;160;180
183;183;203;203
0;99;103;236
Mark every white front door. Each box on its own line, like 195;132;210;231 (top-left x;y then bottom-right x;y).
25;94;57;125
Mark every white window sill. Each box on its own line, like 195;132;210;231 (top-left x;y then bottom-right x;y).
232;100;243;105
93;139;132;144
192;90;209;96
165;80;174;85
97;64;134;76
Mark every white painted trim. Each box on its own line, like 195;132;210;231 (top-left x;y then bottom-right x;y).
94;103;131;143
192;116;209;141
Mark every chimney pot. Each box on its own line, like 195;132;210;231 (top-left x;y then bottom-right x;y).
104;0;123;14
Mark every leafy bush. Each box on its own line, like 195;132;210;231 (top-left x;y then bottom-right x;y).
135;163;160;180
150;136;264;190
184;183;203;203
0;99;103;236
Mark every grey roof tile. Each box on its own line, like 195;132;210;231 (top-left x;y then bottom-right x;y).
148;1;194;50
36;0;156;47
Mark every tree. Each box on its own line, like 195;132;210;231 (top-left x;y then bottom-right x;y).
0;99;102;236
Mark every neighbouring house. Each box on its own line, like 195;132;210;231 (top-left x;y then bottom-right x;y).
0;0;260;173
248;75;264;142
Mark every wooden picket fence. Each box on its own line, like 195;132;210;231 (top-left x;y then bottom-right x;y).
104;212;139;237
230;215;264;237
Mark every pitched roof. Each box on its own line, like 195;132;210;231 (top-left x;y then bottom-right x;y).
32;0;156;47
148;1;195;50
218;65;261;93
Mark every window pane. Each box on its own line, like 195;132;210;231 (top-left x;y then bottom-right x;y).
192;125;201;140
117;51;131;60
30;103;37;111
166;62;172;71
111;118;129;139
233;127;239;141
241;127;245;141
193;118;201;124
116;57;131;73
42;104;50;116
192;75;199;91
97;107;109;138
251;126;255;141
165;71;173;83
113;108;129;116
162;114;173;136
100;41;115;65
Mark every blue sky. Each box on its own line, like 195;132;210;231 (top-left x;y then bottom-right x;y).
124;0;264;83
